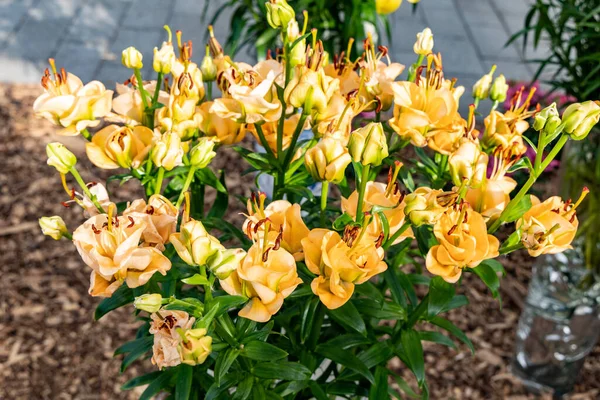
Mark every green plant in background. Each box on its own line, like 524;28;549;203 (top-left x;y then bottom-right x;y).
206;0;421;59
512;0;600;276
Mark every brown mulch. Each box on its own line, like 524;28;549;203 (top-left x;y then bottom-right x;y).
1;84;598;399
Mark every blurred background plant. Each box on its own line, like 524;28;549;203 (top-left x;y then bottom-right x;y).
511;0;600;275
204;0;420;60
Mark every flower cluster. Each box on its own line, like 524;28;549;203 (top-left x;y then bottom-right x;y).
36;0;597;396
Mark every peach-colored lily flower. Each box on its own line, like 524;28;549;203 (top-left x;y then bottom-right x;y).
198;101;246;145
426;205;500;283
73;214;171;297
248;114;307;155
123;194;178;250
85;124;153;169
112;81;169;124
34;66;112;135
302;228;387;309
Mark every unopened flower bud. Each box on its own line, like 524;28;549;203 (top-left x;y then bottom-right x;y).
348;122;389;167
39;216;68;240
134;293;163;313
286;20;305;68
200;46;217;82
207;248;246;279
376;0;402;15
179;328;212;366
152;132;184;171
413;28;434;55
533;103;560;132
448;141;488;188
489;74;508;103
304;137;351;183
153;43;175;74
473;65;496;100
189;137;216;169
122;46;143;69
265;0;295;30
170;219;224;266
562;101;600;141
404;187;451;226
46;142;77;174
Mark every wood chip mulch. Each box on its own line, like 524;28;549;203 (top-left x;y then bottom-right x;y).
1;84;598;400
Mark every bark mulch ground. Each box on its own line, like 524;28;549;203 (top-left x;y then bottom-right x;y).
1;84;598;399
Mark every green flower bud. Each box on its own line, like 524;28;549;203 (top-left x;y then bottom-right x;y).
122;46;143;69
533;103;560;132
472;65;496;100
207;248;246;280
563;101;600;141
189;138;216;169
265;0;295;30
489;74;508;103
200;47;218;82
348;122;389;166
39;216;68;240
134;293;163;313
153;43;175;74
46;142;77;174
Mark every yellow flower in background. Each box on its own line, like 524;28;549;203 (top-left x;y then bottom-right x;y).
123;194;178;250
170;219;224;267
376;0;402;15
198;102;246;145
73;214;172;297
304;137;352;183
219;234;302;322
34;62;113;135
85;124;153;169
244;194;310;261
517;191;586;257
302;228;387;309
152;131;184;171
426;205;500;283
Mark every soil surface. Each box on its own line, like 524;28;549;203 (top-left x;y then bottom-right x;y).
1;84;598;399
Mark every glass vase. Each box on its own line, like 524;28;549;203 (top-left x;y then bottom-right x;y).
512;249;600;396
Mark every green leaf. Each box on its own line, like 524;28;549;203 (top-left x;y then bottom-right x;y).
480;259;506;276
470;263;501;301
384;268;408;308
500;230;522;255
309;381;329;400
354;281;384;305
503;195;533;223
401;329;425;385
121;371;162;391
427;276;455;319
419;331;457;350
508;157;533;173
181;274;210;286
175;364;193;400
242;341;288;361
232;375;254;400
114;335;153;357
399;166;415;192
430;316;474;354
215;348;241;386
327;301;367;336
300;297;320;343
413;225;438;256
207;295;248;318
391;373;420;398
252;361;312;381
322;334;371;350
206;373;239;400
440;295;469;313
354;298;407;320
369;367;389;400
207;171;229;219
139;368;176;400
94;285;134;320
195;168;226;192
316;345;375;384
332;212;355;231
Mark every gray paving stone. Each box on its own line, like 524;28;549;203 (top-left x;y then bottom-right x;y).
422;7;469;39
3;15;71;61
123;0;174;30
0;0;36;43
53;40;103;82
95;60;130;88
109;27;163;63
484;58;532;81
469;25;521;61
0;54;43;83
67;1;128;45
174;0;208;15
388;16;429;54
432;34;485;76
459;3;504;30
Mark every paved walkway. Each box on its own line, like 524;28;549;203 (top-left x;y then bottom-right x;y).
0;0;546;101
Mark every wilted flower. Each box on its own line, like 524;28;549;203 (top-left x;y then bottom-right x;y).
123;194;178;250
46;142;77;174
198;102;246;145
170;219;224;266
304;137;351;183
73;213;171;297
244;194;310;261
219;235;302;322
85;124;153;169
149;309;195;370
122;46;143;69
562;101;600;141
302;228;387;309
414;28;434;55
426;205;500;283
152;131;184;171
404;187;456;226
348;122;388;166
34;62;112;135
134;293;163;313
517;191;587;257
448;140;488;188
39;216;69;240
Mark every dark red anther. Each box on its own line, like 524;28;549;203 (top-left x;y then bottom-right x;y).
374;96;383;113
114;217;120;228
91;224;101;234
262;247;271;263
102;222;108;228
127;216;135;228
61;201;71;208
70;188;76;200
375;231;385;248
447;225;457;236
253;218;269;234
146;205;155;215
378;45;388;58
86;181;98;188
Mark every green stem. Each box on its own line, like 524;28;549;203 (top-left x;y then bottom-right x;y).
69;167;104;214
499;242;524;255
355;165;371;225
383;221;411;251
407;54;425;82
255;124;276;161
488;174;535;234
375;111;381;122
152;72;163;105
540;133;568;172
62;231;73;240
134;68;149;110
281;112;309;175
154;167;165;195
473;97;480;110
206;81;212;101
405;294;429;329
320;181;329;226
175;166;197;209
81;128;92;141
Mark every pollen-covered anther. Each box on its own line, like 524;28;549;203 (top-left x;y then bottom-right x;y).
127;216;135;228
